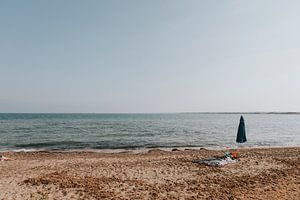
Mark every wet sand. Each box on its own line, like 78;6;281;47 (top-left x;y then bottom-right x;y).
0;147;299;200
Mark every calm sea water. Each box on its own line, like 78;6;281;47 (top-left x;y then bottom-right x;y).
0;113;299;151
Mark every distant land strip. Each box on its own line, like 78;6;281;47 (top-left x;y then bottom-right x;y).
181;112;300;115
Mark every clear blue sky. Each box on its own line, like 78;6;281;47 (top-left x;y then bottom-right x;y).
0;0;299;113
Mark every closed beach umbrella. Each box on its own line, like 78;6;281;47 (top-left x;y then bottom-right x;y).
236;116;247;143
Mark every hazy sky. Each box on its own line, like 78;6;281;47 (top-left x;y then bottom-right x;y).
0;0;300;113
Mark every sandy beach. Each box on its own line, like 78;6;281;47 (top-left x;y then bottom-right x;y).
0;147;299;200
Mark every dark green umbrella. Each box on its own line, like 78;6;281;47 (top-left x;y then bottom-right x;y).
236;116;247;143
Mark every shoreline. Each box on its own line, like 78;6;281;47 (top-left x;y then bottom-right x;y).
1;147;299;199
1;145;299;154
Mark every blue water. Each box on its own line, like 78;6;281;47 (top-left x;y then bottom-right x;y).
0;113;299;151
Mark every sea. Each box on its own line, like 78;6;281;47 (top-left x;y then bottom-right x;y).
0;113;299;152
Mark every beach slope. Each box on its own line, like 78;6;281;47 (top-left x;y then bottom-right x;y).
0;148;299;199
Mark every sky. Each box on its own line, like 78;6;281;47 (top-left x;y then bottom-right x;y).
0;0;300;113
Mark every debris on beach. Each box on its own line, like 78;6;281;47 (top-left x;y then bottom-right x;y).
0;155;14;161
193;152;238;167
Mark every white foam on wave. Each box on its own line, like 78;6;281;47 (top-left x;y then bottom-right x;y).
13;148;46;152
0;148;47;153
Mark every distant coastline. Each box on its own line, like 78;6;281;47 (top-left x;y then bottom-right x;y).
182;112;300;115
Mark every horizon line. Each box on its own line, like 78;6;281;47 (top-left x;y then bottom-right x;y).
0;112;300;114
